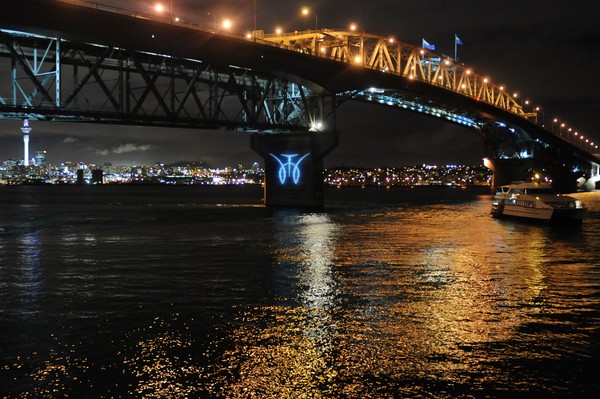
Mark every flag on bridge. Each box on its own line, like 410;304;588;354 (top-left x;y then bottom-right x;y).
422;38;436;51
454;34;464;60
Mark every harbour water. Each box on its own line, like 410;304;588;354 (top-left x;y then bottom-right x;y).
1;185;599;398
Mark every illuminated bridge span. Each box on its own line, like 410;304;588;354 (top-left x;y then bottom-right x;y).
260;29;533;120
1;0;599;206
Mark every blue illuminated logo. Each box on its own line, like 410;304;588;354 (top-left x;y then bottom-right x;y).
269;153;310;185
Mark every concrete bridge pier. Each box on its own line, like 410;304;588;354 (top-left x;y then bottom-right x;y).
580;162;600;190
484;158;533;189
485;157;580;192
251;131;338;207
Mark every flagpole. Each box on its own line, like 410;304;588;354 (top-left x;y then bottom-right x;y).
454;34;457;60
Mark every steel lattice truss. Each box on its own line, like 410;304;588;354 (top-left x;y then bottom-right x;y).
0;29;330;131
262;29;536;121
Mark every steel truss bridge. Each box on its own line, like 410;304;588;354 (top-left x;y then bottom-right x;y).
0;0;599;191
261;29;535;120
0;27;329;132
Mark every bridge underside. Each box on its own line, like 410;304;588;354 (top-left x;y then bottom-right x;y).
344;87;596;192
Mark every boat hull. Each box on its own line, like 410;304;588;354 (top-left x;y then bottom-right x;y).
491;201;586;223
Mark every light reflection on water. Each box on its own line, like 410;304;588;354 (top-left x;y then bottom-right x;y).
1;187;599;398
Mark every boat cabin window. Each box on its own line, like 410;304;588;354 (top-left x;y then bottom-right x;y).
524;188;556;195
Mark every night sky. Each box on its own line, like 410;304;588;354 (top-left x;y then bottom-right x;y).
0;0;598;168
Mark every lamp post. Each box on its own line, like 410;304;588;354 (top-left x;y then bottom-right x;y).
301;7;318;30
560;123;565;137
207;12;216;30
535;106;545;127
207;12;232;31
155;1;175;23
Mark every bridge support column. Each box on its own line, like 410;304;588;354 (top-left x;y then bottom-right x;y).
485;158;580;192
484;158;533;189
579;163;600;191
251;131;338;207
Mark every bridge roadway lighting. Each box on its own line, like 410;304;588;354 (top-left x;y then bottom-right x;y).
301;7;318;30
560;123;565;137
154;1;174;23
349;23;358;31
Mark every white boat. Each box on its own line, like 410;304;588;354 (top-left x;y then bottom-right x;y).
491;182;587;222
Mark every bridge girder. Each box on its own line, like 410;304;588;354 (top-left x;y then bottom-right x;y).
0;29;333;132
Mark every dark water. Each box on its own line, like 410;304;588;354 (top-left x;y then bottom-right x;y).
1;185;599;398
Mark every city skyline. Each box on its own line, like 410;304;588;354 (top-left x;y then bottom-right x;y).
0;0;598;167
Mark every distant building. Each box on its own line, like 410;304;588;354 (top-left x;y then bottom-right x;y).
34;150;47;166
91;169;103;185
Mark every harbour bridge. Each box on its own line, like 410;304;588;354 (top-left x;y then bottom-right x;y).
1;0;599;206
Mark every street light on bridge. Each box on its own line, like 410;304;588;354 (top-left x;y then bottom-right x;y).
154;1;175;23
535;106;545;127
207;12;233;31
301;7;318;30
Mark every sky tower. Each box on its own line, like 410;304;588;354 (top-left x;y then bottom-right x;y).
21;118;31;166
